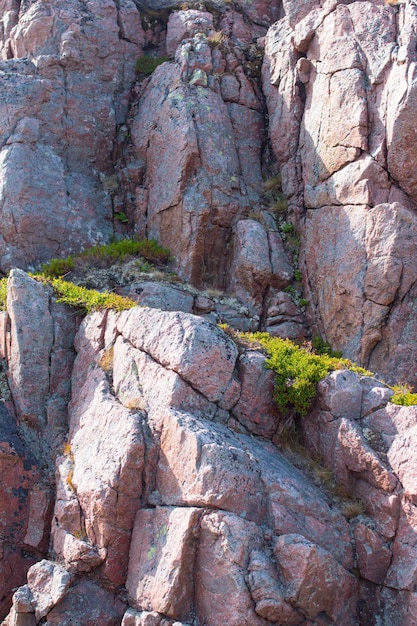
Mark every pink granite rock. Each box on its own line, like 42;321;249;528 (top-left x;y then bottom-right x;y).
126;507;201;620
274;534;359;624
155;409;266;523
44;580;125;625
229;219;292;312
26;560;72;620
0;402;46;618
386;498;417;591
264;0;417;388
232;350;281;437
388;424;417;504
6;269;53;427
301;203;417;385
116;307;240;408
194;511;267;626
354;524;392;584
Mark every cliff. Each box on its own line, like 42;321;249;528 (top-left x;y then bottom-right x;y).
1;0;417;624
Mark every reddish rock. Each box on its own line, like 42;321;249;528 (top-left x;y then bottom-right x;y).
121;609;162;626
119;281;194;314
386;498;417;591
0;403;44;619
116;307;240;408
166;10;214;57
274;534;359;624
354;524;392;584
155;409;266;523
232;350;281;437
256;439;353;569
229;219;292;311
26;560;72;620
112;335;214;419
194;511;267;626
44;580;125;626
354;481;400;540
317;369;363;421
246;550;301;624
6;269;53;427
126;507;201;620
388;424;417;504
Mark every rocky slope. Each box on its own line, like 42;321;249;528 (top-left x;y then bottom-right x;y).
1;0;417;624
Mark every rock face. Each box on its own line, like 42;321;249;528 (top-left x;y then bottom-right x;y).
1;272;417;625
263;0;417;385
1;0;417;625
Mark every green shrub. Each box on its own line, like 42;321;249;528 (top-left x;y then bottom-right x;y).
34;276;137;315
234;332;371;417
390;384;417;406
41;256;75;278
390;392;417;406
39;238;171;278
311;335;343;358
248;333;336;415
135;56;170;75
0;278;7;311
281;223;295;234
114;211;129;224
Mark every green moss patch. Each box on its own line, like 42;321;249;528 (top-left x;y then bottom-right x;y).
135;56;170;75
40;238;171;278
0;278;7;311
227;330;372;417
34;276;137;315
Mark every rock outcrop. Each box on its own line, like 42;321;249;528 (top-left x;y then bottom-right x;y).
1;0;417;624
0;271;416;625
263;0;417;384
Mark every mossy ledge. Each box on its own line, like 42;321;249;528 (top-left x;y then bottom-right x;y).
0;273;136;315
220;325;417;415
0;236;172;315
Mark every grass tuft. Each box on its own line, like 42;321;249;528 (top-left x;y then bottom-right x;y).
221;328;372;417
40;238;171;278
135;56;170;75
390;383;417;406
33;276;137;315
0;278;8;311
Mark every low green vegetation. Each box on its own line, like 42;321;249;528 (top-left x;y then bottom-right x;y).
248;332;372;416
0;278;7;311
220;327;372;417
390;385;417;406
33;276;137;314
40;238;170;278
135;56;170;75
311;335;343;358
0;237;170;315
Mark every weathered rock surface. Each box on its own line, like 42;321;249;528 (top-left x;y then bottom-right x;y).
2;0;417;624
263;0;417;386
2;272;417;626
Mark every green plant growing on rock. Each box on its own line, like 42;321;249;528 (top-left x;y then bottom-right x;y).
135;56;170;75
40;238;171;277
0;278;8;311
280;222;295;235
390;383;417;406
33;276;137;315
294;269;302;283
40;256;75;278
228;331;372;417
311;335;343;358
114;211;129;224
